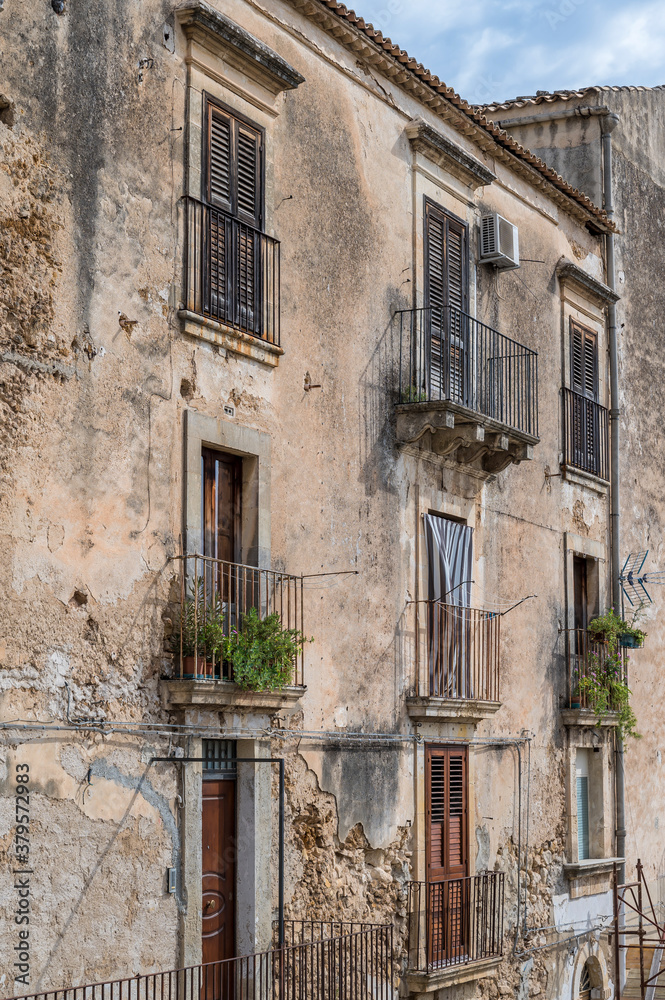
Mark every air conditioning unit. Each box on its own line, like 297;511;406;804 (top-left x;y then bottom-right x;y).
480;213;520;269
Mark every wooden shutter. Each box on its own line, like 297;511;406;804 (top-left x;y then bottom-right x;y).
576;750;590;861
426;745;468;882
206;100;262;226
425;203;468;403
570;321;598;401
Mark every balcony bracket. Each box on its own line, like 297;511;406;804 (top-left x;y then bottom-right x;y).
396;400;537;476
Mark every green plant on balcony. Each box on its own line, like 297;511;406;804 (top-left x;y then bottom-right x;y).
582;609;642;741
222;606;312;691
587;608;647;649
169;577;225;676
401;384;429;403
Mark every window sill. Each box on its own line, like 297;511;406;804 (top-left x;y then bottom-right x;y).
406;696;501;725
161;678;305;712
561;708;619;728
179;310;284;368
405;956;502;994
561;464;609;495
563;858;624;899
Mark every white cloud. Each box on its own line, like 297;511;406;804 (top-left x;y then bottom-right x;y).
356;0;665;104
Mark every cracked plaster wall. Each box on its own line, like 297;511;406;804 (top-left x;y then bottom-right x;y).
0;0;621;995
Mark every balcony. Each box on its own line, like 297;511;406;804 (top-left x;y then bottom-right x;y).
395;306;538;473
162;553;306;713
407;602;501;724
562;386;609;484
406;875;504;992
562;628;627;726
180;196;282;366
10;921;394;1000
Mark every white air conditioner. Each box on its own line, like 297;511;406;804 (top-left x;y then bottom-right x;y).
480;213;520;269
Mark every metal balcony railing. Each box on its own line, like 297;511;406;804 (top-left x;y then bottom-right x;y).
171;554;305;686
4;921;394;1000
396;305;538;437
562;387;609;481
407;875;504;972
414;602;500;703
184;196;280;345
567;629;628;711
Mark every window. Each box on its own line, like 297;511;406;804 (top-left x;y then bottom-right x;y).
202;739;237;776
563;320;608;479
182;97;280;346
424;201;468;405
576;749;590;861
579;960;592;1000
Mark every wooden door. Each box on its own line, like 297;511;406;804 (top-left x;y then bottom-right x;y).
426;746;468;966
202;777;236;998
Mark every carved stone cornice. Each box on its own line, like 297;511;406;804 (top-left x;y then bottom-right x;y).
176;1;305;95
405;118;496;188
556;258;620;306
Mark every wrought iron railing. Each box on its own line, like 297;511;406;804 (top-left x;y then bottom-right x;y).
4;922;394;1000
407;875;504;972
396;305;538;437
170;554;305;686
184;196;280;345
414;602;500;703
562;387;609;481
567;629;628;711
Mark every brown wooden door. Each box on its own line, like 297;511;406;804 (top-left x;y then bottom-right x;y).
202;448;241;565
202;777;236;995
426;746;468;966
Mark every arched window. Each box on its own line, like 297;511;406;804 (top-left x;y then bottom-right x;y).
579;960;592;1000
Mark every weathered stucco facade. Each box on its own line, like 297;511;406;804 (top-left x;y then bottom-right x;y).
0;4;646;1000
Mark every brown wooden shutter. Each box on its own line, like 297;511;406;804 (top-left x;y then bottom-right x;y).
426;745;468;882
425;202;468;404
205;99;263;227
570;320;598;401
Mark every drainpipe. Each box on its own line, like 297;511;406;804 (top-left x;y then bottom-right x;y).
600;113;625;887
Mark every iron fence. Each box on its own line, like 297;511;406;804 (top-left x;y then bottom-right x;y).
170;554;305;686
3;922;394;1000
184;196;280;345
562;386;609;481
413;602;500;703
407;875;504;973
567;629;628;710
396;305;538;437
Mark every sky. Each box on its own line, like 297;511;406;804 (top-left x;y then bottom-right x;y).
352;0;665;105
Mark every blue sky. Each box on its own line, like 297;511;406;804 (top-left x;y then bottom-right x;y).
352;0;665;105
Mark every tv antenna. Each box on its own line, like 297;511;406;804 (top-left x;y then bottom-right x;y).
619;551;665;609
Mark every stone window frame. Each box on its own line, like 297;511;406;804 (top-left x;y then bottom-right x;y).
183;408;271;569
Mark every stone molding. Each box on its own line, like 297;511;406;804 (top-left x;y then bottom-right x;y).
179;310;284;367
406;696;501;725
561;709;618;728
406;118;496;188
405;956;502;994
161;679;305;712
176;1;305;95
556;258;620;306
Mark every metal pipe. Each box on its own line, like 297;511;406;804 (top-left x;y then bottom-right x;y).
600;113;626;887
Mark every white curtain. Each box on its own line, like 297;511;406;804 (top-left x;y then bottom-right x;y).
424;515;473;697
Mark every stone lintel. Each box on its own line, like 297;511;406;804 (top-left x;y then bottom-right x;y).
556;258;620;306
176;2;305;94
406;118;496;188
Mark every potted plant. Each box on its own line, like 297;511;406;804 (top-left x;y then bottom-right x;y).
587;608;647;649
222;607;312;692
170;578;225;679
582;609;642;741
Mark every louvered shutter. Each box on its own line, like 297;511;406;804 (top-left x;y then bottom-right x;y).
570;321;599;472
205;100;263;332
425;203;468;405
576;750;590;861
426;745;468;881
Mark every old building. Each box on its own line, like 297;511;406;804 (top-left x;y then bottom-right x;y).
0;4;646;1000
